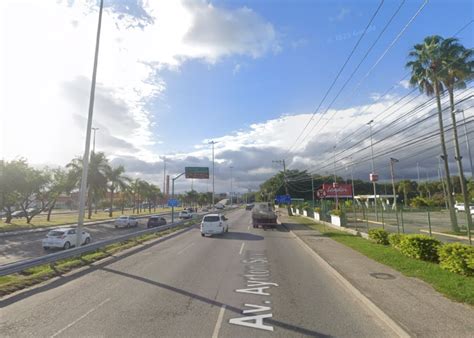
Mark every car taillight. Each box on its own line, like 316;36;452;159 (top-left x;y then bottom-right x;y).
219;222;222;227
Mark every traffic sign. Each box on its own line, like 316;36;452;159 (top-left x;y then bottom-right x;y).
167;199;179;207
185;167;209;179
275;194;291;204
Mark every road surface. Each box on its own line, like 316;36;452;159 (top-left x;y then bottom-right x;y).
1;208;395;337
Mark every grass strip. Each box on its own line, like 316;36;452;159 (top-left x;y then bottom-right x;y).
0;222;194;297
291;216;474;305
0;208;184;231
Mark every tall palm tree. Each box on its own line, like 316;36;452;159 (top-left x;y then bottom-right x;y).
397;180;413;207
406;35;459;231
67;152;109;219
439;38;474;234
106;165;130;217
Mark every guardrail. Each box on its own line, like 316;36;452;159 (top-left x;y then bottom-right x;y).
0;218;195;277
0;207;239;277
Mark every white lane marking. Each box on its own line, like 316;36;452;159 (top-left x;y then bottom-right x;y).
239;242;245;255
177;242;195;255
247;225;250;230
50;298;110;337
212;305;226;338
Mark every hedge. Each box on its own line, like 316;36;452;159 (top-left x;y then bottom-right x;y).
438;243;474;276
388;233;405;249
399;235;442;262
368;228;389;245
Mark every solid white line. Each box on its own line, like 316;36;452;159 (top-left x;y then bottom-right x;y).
212;305;226;338
177;242;195;255
50;298;111;337
239;242;245;255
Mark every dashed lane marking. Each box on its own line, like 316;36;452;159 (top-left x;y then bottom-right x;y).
212;305;226;338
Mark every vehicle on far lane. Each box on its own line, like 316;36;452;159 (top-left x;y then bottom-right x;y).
178;210;193;219
114;215;139;228
42;228;91;250
215;203;225;210
200;214;228;236
245;203;254;210
147;216;167;228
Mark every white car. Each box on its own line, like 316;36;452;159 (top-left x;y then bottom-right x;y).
114;216;139;228
455;202;465;212
201;214;228;236
42;228;91;250
178;211;193;219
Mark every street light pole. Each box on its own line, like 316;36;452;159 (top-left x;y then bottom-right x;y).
273;159;291;215
76;0;104;248
91;127;99;153
230;166;233;207
333;145;338;210
208;141;217;208
456;109;474;178
368;120;378;221
390;158;399;210
171;172;185;223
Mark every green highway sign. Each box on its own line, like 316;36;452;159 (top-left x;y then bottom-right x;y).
185;167;209;179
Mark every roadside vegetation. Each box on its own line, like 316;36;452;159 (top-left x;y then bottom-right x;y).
291;216;474;305
0;220;197;297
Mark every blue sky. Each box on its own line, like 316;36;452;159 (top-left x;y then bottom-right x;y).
1;0;473;192
149;0;473;154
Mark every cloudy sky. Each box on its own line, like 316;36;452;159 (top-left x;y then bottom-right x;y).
1;0;473;194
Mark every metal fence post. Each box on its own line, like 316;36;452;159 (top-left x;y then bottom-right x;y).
396;210;400;234
401;207;405;234
427;208;432;237
380;201;385;229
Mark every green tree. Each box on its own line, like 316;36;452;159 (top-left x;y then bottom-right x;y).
406;35;458;231
398;180;414;207
105;165;129;217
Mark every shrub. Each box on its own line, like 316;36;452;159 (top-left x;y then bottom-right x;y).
368;228;389;245
388;233;404;249
330;209;344;217
438;243;474;276
314;207;321;213
399;235;442;262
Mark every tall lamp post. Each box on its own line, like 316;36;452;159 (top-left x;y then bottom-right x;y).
456;109;473;178
368;120;378;221
76;0;104;248
91;127;99;153
230;166;233;207
208;141;218;208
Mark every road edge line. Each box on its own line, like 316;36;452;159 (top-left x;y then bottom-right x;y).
212;305;226;338
287;227;411;338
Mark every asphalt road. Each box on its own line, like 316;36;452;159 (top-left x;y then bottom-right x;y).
1;208;394;337
0;213;179;265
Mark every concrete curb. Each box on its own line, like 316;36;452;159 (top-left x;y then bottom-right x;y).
282;223;411;337
420;229;470;241
299;214;370;239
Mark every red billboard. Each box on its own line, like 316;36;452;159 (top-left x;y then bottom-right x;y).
320;183;353;198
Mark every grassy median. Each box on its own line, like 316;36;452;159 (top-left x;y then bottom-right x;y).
0;220;196;297
0;208;183;231
291;216;474;306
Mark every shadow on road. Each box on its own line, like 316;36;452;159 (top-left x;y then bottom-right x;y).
213;231;263;241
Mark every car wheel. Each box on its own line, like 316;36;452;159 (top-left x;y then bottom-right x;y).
201;233;205;237
115;225;118;229
63;241;71;250
84;237;91;245
43;246;49;250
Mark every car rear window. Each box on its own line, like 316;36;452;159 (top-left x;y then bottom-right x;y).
48;231;64;236
149;217;158;220
119;216;128;219
203;216;220;222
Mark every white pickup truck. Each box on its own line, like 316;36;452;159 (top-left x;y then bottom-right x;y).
454;202;474;214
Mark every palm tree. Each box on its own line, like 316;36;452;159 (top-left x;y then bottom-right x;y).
397;180;413;207
406;35;459;231
439;38;474;234
67;152;109;219
106;165;130;217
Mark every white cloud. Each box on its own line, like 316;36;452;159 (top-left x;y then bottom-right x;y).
399;80;410;89
0;0;279;165
330;7;351;22
233;63;241;74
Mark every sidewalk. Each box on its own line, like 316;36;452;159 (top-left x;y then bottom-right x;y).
280;212;474;337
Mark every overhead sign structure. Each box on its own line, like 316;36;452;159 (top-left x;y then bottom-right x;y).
185;167;209;179
320;183;353;198
167;199;179;207
275;194;291;204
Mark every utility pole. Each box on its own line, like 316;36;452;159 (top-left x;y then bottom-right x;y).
417;162;421;196
350;159;355;200
92;127;99;153
171;172;185;223
76;0;103;248
438;156;448;209
368;120;378;221
230;166;233;207
451;109;472;245
333;145;339;209
311;175;315;209
273;159;291;215
208;141;218;208
162;157;166;199
390;158;399;210
456;109;473;178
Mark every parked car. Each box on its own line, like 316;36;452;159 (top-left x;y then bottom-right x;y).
215;203;225;210
147;216;167;228
11;210;26;218
455;202;474;213
114;216;139;228
178;211;193;219
200;214;228;236
202;207;209;212
42;228;91;250
245;203;254;210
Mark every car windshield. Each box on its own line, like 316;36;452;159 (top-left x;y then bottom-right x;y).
203;216;220;222
47;231;64;237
